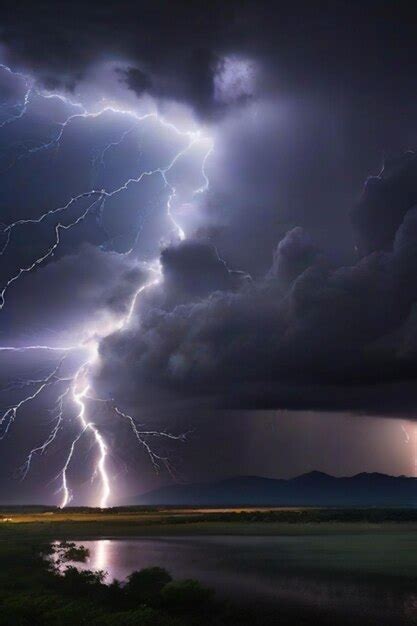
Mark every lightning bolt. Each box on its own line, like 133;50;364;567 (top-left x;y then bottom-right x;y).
20;387;69;480
401;424;410;444
0;118;211;306
0;358;66;440
401;422;417;477
0;62;213;507
0;64;33;129
113;406;187;478
0;345;81;353
59;363;110;509
92;122;138;172
0;194;105;309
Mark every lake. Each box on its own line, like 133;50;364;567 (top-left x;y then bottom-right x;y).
58;533;417;625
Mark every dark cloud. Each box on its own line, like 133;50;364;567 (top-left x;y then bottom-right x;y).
0;0;237;118
117;49;233;121
159;239;240;304
267;226;322;287
1;0;416;122
3;0;417;276
95;151;417;415
118;67;152;97
3;0;417;500
351;152;417;256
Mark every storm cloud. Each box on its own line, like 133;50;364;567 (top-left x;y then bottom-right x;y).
96;152;417;415
2;1;417;502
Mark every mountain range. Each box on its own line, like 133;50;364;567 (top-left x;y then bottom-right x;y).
135;472;417;506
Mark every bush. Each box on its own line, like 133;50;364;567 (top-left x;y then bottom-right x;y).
91;606;179;626
0;592;64;626
161;579;214;612
102;578;124;607
125;567;172;604
54;542;90;563
58;566;106;599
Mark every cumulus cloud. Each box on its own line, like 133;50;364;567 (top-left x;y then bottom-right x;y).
94;151;417;415
2;2;417;417
159;240;241;303
267;226;322;287
351;151;417;256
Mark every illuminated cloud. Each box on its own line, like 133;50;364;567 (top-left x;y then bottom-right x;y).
214;55;257;105
0;61;213;506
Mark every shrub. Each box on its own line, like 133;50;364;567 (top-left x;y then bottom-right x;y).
58;566;106;599
125;567;172;603
54;542;90;563
91;606;179;626
161;579;214;612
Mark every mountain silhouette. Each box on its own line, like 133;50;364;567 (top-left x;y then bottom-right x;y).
135;472;417;506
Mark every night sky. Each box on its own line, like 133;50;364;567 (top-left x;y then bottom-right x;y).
1;1;417;505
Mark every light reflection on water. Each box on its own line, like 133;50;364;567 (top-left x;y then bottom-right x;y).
55;535;417;624
94;538;110;571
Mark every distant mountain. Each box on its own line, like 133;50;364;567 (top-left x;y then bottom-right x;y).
135;472;417;506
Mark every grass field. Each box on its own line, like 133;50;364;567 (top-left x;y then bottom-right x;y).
2;506;417;543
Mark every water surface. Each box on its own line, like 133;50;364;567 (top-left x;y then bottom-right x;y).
60;534;417;624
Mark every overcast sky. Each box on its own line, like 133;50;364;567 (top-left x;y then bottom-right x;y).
1;1;417;504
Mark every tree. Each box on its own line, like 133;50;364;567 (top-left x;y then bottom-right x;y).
124;567;172;604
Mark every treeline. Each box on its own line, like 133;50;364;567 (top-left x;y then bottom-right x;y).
4;506;417;523
153;508;417;524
